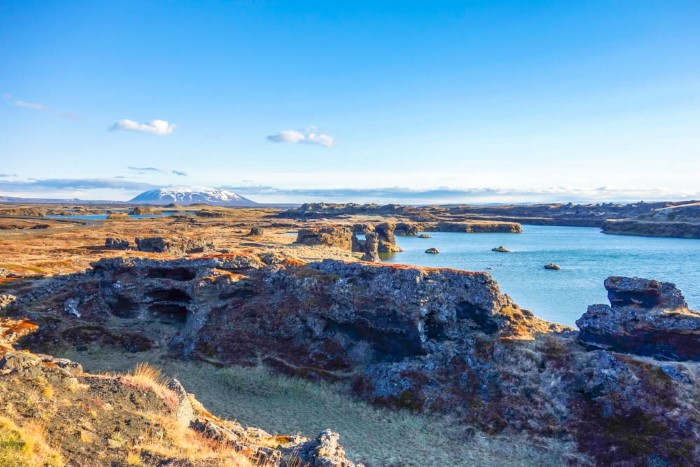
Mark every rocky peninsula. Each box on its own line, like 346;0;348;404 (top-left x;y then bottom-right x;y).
284;201;700;238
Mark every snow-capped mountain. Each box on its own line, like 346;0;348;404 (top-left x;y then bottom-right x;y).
129;187;257;206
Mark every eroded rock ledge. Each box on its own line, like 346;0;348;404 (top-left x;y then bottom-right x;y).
4;256;700;465
577;276;700;360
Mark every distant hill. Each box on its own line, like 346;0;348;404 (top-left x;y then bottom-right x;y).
129;187;257;206
0;195;122;204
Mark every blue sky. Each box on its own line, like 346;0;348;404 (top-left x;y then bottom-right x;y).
1;0;699;203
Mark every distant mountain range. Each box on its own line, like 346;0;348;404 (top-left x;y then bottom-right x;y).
129;187;257;206
0;187;258;206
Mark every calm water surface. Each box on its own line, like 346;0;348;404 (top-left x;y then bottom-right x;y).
46;211;194;220
384;225;700;325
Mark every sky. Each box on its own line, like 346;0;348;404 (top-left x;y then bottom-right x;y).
1;0;699;204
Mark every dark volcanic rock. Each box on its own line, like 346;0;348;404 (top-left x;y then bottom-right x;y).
10;258;700;465
435;221;522;233
395;222;419;236
360;233;380;262
128;206;158;215
105;237;130;250
295;227;354;251
602;219;700;239
577;276;700;360
136;236;215;255
375;222;402;253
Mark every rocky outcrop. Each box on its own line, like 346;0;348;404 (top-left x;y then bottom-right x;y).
8;259;700;465
0;318;360;467
247;226;265;236
360;233;380;262
128;206;158;215
602;219;700;239
577;276;700;360
492;246;510;253
434;221;522;233
424;248;439;254
295;227;354;251
283;201;700;229
136;236;215;255
105;237;130;249
0;294;16;310
374;222;402;253
395;222;419;236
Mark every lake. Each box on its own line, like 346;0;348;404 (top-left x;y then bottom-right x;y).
384;225;700;326
45;211;194;220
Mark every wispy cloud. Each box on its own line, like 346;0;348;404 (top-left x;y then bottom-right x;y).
110;119;176;136
0;174;15;178
172;170;188;176
267;126;334;148
3;94;79;119
0;178;159;192
128;166;166;174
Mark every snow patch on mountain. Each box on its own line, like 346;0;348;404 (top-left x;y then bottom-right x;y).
129;187;257;206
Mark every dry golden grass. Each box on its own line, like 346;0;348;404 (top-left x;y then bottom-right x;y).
134;413;258;467
0;417;64;466
120;362;179;411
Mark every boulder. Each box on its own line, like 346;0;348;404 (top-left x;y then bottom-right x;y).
492;246;510;253
417;234;432;238
136;236;215;255
425;248;439;254
360;233;380;262
544;263;560;270
576;277;700;360
285;429;360;467
247;227;265;236
295;227;354;251
0;294;16;311
105;237;130;250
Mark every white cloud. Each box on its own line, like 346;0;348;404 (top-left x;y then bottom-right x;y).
267;126;334;148
14;100;45;111
4;94;78;119
110;119;176;136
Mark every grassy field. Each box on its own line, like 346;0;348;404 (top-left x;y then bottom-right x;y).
60;348;587;466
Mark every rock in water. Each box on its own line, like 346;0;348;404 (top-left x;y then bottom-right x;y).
417;233;432;238
425;248;439;254
544;263;560;270
577;276;700;360
492;246;510;253
375;222;403;253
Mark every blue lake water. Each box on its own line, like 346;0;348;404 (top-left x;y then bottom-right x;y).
384;225;700;325
46;211;193;220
